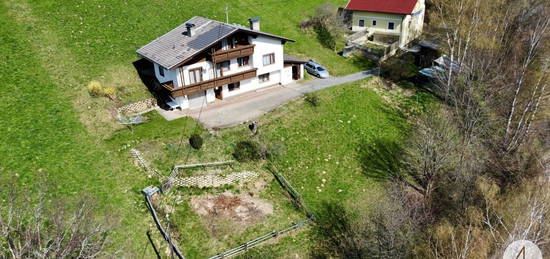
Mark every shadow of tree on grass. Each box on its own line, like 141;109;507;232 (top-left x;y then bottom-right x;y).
357;138;403;182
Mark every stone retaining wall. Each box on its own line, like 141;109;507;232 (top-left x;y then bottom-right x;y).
172;171;258;188
117;98;157;115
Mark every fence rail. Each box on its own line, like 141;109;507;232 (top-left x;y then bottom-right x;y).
142;186;186;259
209;217;313;259
268;165;314;218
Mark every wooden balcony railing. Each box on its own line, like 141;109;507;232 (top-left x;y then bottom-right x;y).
163;68;258;98
211;44;255;63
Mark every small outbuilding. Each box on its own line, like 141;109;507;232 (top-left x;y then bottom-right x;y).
281;55;307;85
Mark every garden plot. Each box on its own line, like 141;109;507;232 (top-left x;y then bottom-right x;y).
132;145;306;258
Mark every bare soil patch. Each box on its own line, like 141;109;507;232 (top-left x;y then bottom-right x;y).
190;192;273;238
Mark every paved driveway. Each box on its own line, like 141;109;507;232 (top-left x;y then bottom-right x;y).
157;69;379;129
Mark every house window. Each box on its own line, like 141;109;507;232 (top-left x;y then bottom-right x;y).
259;73;270;82
189;68;203;84
220;61;230;71
388;22;395;30
158;65;165;77
372;20;377;26
238;56;250;67
358;19;365;27
216;61;230;77
263;53;275;66
228;82;240;91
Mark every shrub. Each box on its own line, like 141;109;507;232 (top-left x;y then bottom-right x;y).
189;133;203;150
232;140;265;162
310;3;345;51
380;56;418;82
87;81;103;97
304;93;320;107
103;87;116;97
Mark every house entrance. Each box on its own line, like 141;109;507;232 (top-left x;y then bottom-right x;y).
214;87;223;100
292;65;300;80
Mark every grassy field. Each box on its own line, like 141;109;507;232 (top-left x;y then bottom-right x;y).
0;0;426;257
0;2;153;256
101;78;430;257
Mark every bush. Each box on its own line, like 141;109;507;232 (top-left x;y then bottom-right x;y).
310;3;345;51
103;87;116;97
380;56;418;82
304;93;320;107
233;140;266;162
189;133;203;150
87;80;103;97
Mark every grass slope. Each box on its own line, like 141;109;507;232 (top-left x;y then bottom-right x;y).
25;0;364;103
0;2;155;256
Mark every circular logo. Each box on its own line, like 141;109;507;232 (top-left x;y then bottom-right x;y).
503;240;542;259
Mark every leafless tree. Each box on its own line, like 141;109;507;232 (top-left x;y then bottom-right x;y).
401;111;460;199
430;0;550;155
483;182;550;257
0;180;111;258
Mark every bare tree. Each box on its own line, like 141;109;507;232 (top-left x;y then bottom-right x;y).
483;181;550;257
430;0;550;155
0;179;112;258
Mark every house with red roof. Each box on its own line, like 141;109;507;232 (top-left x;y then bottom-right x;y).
344;0;425;47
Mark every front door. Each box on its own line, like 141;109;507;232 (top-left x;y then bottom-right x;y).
214;87;223;100
292;65;300;80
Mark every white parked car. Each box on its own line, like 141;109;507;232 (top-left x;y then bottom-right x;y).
305;61;329;78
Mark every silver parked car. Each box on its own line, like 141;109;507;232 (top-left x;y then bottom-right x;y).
305;61;329;78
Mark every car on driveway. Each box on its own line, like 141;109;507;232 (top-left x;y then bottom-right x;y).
305;61;329;78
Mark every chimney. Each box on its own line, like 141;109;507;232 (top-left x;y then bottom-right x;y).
248;17;260;31
185;23;196;37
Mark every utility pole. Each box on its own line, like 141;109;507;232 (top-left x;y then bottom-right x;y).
225;4;229;23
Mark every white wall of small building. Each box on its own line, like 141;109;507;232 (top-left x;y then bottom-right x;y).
281;66;293;85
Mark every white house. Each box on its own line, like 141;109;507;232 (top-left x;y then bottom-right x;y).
345;0;425;47
136;16;306;110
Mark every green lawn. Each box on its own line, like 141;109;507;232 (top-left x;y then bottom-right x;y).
103;78;422;257
0;2;153;256
0;0;421;257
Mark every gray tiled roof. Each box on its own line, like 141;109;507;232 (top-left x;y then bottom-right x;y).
136;16;294;69
284;55;308;64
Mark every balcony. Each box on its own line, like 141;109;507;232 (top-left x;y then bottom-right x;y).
211;44;255;63
164;68;258;98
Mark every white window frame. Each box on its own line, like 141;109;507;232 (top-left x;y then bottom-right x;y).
263;53;275;66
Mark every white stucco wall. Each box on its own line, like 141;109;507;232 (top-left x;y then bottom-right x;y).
251;35;284;80
206;89;215;103
221;77;257;98
400;0;425;46
351;11;404;35
281;66;293;85
175;96;189;109
177;61;214;87
154;63;179;86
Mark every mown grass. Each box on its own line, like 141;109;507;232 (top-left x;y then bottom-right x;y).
112;78;421;257
0;2;155;256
